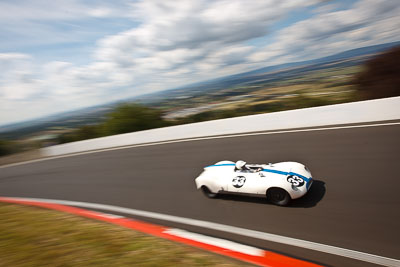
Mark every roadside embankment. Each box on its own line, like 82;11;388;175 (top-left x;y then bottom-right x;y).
43;96;400;157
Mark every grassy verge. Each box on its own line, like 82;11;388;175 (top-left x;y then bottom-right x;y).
0;203;251;267
0;149;42;166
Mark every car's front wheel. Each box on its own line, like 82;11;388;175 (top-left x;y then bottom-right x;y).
201;186;218;198
267;188;290;206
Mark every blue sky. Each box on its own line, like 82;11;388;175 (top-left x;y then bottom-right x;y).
0;0;399;126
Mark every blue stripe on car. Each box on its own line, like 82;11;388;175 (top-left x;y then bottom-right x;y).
205;164;312;187
205;164;311;181
262;169;311;183
205;163;236;168
260;168;287;176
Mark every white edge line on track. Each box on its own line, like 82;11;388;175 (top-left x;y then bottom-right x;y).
3;197;399;267
164;228;264;257
1;121;400;170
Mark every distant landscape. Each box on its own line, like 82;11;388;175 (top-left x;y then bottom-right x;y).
0;41;399;157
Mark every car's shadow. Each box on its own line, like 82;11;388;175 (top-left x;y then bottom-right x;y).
289;180;326;208
216;180;326;208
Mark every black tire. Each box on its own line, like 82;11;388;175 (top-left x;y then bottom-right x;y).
267;188;291;206
201;186;218;198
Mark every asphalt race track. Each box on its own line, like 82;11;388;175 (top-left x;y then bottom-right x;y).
1;122;399;266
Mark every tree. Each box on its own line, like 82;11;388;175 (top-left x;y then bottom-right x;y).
354;46;400;100
101;103;168;135
0;140;12;157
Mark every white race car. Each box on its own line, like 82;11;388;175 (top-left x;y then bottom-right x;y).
195;160;313;206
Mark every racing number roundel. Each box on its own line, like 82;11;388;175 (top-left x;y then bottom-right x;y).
232;176;246;188
287;175;304;187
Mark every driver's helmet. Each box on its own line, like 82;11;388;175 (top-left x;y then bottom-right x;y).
236;160;247;170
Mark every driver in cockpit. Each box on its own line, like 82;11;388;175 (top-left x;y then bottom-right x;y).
235;160;262;172
235;160;249;172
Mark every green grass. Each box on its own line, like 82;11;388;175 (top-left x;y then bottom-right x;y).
0;203;251;267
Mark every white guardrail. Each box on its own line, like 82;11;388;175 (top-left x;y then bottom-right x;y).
43;97;400;157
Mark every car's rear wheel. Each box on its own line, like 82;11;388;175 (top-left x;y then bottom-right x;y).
267;188;290;206
201;186;218;198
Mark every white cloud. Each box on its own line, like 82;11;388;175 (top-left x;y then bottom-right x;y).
0;53;39;100
92;0;313;88
1;0;399;126
249;0;400;63
0;0;132;21
0;0;135;55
